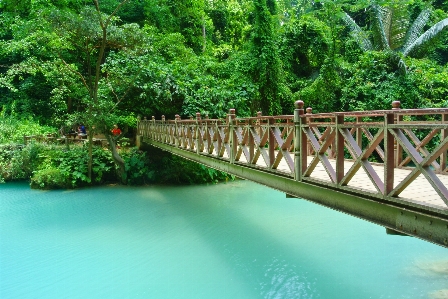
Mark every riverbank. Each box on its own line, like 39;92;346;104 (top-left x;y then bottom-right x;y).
0;142;232;189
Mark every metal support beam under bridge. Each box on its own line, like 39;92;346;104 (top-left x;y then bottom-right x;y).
141;138;448;249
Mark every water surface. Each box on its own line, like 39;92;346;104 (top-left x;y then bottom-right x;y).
0;180;447;298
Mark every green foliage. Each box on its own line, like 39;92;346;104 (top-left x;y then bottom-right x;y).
30;168;68;189
0;142;46;181
248;0;283;115
121;146;233;185
157;154;231;184
27;145;114;189
0;113;57;144
339;52;448;111
122;147;154;185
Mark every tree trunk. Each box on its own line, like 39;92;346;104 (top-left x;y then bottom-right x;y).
105;134;126;184
87;128;93;182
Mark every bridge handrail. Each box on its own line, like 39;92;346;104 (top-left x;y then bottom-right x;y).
138;101;448;208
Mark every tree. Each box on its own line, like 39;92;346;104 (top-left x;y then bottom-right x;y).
342;1;448;73
0;0;142;182
249;0;283;115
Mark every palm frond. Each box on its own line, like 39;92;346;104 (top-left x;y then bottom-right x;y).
371;4;390;50
402;9;431;52
402;18;448;57
342;12;373;51
387;5;409;50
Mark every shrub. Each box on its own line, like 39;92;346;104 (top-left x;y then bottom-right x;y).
30;168;69;189
122;147;155;185
0;143;46;182
29;145;115;189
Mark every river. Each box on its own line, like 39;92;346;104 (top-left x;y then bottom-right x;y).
0;180;447;298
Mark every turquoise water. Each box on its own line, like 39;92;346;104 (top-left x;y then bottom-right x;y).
0;180;447;299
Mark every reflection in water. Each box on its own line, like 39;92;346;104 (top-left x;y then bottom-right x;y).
407;259;448;298
429;289;448;299
415;260;448;276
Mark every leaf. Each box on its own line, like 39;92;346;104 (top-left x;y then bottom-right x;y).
402;18;448;57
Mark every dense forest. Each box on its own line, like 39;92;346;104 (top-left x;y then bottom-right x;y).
0;0;447;188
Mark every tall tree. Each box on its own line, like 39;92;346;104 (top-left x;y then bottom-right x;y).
249;0;282;115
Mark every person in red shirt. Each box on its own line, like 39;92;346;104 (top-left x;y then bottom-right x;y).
111;124;121;136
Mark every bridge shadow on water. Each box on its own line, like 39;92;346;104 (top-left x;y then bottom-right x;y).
128;181;418;298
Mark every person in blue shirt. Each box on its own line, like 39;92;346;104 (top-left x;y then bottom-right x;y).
78;124;87;139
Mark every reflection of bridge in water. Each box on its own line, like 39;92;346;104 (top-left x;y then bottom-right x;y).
137;101;448;248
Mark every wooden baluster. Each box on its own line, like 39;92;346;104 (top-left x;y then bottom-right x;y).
384;113;395;196
294;100;305;181
392;101;402;168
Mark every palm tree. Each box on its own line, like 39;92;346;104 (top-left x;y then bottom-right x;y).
342;3;448;73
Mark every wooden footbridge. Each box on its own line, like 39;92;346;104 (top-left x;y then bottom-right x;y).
137;101;448;248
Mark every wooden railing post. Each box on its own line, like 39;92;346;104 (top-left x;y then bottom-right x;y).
143;117;147;138
356;116;362;149
174;114;180;147
151;116;155;140
161;115;166;143
384;112;395;196
442;113;448;173
196;112;202;154
294;100;304;181
300;103;308;176
228;109;236;163
269;116;275;168
306;107;313;156
335;113;345;184
392;101;402;167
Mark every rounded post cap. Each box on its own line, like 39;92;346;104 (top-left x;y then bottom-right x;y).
151;116;155;120
256;111;262;117
295;100;304;109
162;115;165;120
306;107;313;114
392;101;401;109
229;108;236;114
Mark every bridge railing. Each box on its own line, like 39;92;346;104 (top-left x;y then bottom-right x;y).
138;101;448;207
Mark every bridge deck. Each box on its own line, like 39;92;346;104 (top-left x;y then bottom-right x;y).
263;155;448;212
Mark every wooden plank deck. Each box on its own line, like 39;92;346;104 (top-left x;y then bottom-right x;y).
233;152;448;212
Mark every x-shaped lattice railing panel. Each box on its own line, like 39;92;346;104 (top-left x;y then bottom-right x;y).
389;128;448;205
